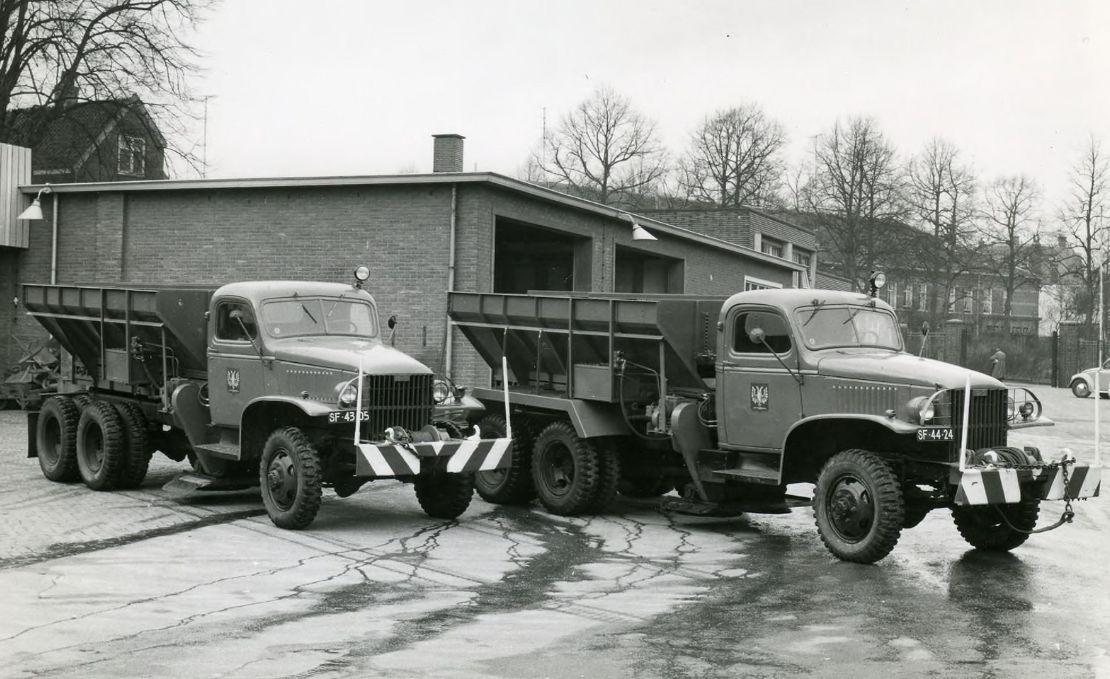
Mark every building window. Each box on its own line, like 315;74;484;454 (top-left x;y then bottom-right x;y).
792;249;812;268
118;135;145;175
886;282;898;306
982;289;993;314
744;276;782;291
902;284;912;308
917;283;928;311
760;236;784;258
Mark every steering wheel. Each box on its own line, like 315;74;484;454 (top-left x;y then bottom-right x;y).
332;320;360;334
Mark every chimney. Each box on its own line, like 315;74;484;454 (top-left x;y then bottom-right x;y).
432;134;465;173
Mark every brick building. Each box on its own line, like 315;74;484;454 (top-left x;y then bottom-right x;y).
1;135;806;385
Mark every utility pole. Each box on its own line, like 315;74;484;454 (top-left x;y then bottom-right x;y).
202;95;212;179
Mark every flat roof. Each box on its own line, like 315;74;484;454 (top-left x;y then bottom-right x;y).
21;171;804;273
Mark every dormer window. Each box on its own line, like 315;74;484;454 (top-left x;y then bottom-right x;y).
118;135;145;175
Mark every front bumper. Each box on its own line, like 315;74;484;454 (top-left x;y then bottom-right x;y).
953;463;1102;506
355;436;512;478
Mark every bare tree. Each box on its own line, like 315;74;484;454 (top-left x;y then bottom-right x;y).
676;104;785;207
905;138;981;324
806;116;905;289
535;86;667;206
1055;136;1109;323
983;175;1041;333
0;0;213;174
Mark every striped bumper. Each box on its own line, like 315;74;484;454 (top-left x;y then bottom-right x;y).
954;464;1102;506
355;437;512;478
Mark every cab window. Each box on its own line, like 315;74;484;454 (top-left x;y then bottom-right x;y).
732;311;792;354
215;301;257;341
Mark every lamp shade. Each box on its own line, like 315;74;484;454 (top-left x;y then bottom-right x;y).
17;199;43;221
632;222;657;241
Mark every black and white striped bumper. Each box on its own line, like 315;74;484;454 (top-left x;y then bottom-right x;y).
354;437;513;478
954;463;1102;506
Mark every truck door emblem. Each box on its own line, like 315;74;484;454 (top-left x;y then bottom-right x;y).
227;368;240;393
751;384;769;410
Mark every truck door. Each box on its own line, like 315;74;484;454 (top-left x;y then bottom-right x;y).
207;298;262;428
718;306;803;451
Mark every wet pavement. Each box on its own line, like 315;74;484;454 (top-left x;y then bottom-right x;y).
1;385;1109;678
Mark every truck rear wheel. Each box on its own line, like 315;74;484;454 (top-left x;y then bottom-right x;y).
531;421;600;516
260;427;322;529
473;414;536;505
36;396;81;482
587;442;621;512
76;399;126;491
951;498;1039;551
814;449;904;563
114;402;151;489
415;472;475;520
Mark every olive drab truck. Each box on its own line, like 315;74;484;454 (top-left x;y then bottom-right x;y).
22;268;513;528
447;278;1101;564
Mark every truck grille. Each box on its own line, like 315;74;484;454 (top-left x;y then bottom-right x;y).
947;388;1008;457
361;374;433;436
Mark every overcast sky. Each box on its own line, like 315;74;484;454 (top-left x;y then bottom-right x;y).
195;0;1108;216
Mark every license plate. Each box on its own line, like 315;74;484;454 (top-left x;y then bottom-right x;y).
327;410;369;424
916;427;954;442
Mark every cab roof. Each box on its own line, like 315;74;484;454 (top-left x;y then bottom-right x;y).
723;287;889;315
214;281;374;304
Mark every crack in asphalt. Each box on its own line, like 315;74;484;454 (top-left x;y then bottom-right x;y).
0;508;269;570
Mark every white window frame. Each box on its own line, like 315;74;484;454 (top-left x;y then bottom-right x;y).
902;284;912;308
118;135;145;176
917;283;928;311
744;275;783;291
982;288;993;314
760;236;784;258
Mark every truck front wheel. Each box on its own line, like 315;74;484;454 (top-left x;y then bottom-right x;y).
814;449;905;563
36;396;81;482
951;499;1039;551
531;421;600;516
260;427;322;529
76;399;126;491
473;414;536;505
415;472;475;520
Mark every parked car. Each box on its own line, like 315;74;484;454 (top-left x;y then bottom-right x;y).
1068;359;1110;398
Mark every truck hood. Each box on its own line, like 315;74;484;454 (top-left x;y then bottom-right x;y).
270;337;431;375
815;350;1002;390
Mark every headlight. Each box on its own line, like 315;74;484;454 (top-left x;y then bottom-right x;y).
907;396;935;423
338;381;358;408
432;379;452;404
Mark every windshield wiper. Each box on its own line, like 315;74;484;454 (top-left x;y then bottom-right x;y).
300;303;318;324
841;307;858;325
802;300;825;326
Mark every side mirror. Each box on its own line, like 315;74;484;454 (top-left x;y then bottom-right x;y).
920;321;930;337
387;315;397;330
748;327;766;344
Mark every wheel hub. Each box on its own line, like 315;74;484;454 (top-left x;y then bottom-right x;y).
542;444;574;497
266;451;297;509
828;477;874;542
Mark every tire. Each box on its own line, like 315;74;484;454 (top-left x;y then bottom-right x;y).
587;442;621;512
35;396;81;482
473;414;536;505
1071;379;1091;398
415;472;475;520
530;421;601;516
114;402;152;489
75;399;126;491
951;498;1039;551
813;449;905;563
259;427;322;529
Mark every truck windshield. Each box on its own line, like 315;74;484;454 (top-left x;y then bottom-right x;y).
793;305;901;350
261;298;378;338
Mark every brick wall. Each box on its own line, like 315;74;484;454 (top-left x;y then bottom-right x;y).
5;179;801;393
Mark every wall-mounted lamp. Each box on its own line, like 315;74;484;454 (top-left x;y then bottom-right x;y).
620;211;657;241
17;184;51;221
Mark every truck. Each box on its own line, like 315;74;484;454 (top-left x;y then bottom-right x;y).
21;268;513;528
447;276;1102;563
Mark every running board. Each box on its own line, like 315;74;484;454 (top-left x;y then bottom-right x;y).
661;494;810;517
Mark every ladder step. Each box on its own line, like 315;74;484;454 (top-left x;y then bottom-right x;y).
712;468;781;485
193;442;240;459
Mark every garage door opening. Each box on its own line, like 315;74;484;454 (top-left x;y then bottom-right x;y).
494;218;590;294
615;246;684;293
